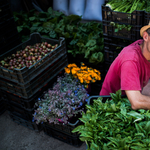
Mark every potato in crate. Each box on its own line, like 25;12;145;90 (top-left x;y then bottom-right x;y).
0;33;68;99
0;55;68;99
0;32;67;84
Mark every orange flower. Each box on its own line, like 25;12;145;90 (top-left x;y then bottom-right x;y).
65;68;70;74
79;77;84;83
67;63;77;68
81;66;87;70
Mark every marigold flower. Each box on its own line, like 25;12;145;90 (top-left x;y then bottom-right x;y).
67;63;77;68
79;77;84;83
65;68;70;74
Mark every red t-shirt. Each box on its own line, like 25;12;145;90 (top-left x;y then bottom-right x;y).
100;39;150;96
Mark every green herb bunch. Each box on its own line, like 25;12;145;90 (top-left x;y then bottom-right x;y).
106;0;149;13
72;90;150;150
33;73;89;125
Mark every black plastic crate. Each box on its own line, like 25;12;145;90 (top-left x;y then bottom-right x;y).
0;17;17;34
0;99;6;115
0;0;9;6
0;17;21;55
144;12;150;26
103;20;142;41
104;42;124;63
0;36;21;55
103;35;134;63
103;36;134;73
0;2;13;22
44;119;81;137
102;5;144;41
9;112;42;131
102;5;144;25
0;26;19;44
103;35;133;46
7;102;34;121
0;16;14;28
43;123;83;147
1;71;63;110
87;95;127;105
104;61;112;74
90;80;103;96
0;55;68;99
0;32;67;84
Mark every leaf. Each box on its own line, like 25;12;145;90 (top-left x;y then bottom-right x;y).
47;7;53;15
72;125;84;133
42;22;55;29
69;39;78;45
80;132;93;139
49;30;57;39
90;141;99;150
115;28;119;32
17;26;23;33
127;111;144;120
120;103;127;116
85;40;96;47
144;121;150;132
37;27;43;32
79;136;92;141
84;49;91;58
111;104;117;111
29;16;36;21
135;123;146;135
62;32;70;38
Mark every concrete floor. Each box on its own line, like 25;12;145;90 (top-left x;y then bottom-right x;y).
0;111;86;150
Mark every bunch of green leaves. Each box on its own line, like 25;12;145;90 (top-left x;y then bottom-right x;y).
110;22;132;33
106;0;148;13
67;21;104;64
72;89;150;150
13;8;104;64
13;8;65;41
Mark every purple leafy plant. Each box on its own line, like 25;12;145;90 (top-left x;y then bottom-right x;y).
33;73;89;125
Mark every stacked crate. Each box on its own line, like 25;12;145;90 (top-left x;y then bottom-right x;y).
42;118;83;147
0;0;21;55
0;90;6;115
144;11;150;26
0;32;68;131
102;5;144;73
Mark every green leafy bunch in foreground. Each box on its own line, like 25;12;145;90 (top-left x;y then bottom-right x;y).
72;90;150;150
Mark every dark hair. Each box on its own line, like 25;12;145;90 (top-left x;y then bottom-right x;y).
146;28;150;36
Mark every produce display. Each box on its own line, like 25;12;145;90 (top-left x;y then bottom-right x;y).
106;0;150;13
73;90;150;149
0;42;58;70
13;8;104;64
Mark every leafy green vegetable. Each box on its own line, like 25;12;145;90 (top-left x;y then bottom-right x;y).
106;0;149;13
72;89;150;149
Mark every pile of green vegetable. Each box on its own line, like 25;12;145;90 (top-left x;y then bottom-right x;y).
106;0;150;13
13;8;104;64
72;90;150;150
